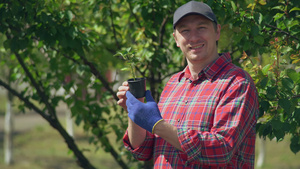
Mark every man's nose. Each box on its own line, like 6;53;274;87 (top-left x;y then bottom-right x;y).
189;29;201;42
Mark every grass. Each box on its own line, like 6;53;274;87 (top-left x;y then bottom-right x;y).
255;136;300;169
0;122;123;169
0;120;300;169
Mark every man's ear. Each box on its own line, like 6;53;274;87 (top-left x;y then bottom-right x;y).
216;24;221;41
173;32;180;47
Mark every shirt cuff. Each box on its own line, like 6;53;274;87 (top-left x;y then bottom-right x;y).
123;130;154;161
177;128;202;163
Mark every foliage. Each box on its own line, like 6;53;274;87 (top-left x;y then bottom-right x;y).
234;0;300;154
0;0;299;169
114;47;140;80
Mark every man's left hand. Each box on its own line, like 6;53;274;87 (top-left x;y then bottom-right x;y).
126;90;163;133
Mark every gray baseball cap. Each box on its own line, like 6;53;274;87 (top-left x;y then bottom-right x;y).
173;1;217;29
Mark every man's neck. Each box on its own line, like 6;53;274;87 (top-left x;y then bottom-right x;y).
188;64;205;80
187;53;220;80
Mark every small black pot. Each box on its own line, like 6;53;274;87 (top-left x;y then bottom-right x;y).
127;77;146;98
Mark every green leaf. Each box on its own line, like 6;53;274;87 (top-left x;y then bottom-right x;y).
272;6;284;11
260;77;269;88
282;78;294;90
271;119;282;130
254;35;264;45
66;10;73;22
290;7;300;13
263;124;272;137
232;33;243;43
266;86;276;99
282;122;291;133
121;67;130;71
278;98;291;114
260;100;270;112
258;0;266;5
290;135;300;154
92;128;100;135
18;38;29;51
271;120;285;141
274;129;285;141
257;122;272;138
254;13;263;24
75;115;82;126
251;25;259;36
243;41;251;51
274;13;284;22
287;69;300;82
126;47;132;53
294;108;300;125
230;1;237;12
262;64;271;75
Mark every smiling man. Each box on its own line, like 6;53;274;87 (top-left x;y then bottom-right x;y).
117;1;259;168
173;14;221;80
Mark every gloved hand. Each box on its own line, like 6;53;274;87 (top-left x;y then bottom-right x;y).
126;90;163;133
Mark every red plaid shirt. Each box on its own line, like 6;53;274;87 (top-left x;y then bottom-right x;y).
123;53;258;168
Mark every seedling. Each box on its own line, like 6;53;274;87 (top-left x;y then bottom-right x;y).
114;47;139;80
115;47;146;98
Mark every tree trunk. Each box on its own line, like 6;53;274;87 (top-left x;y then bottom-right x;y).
256;53;265;169
66;110;74;137
48;118;96;169
256;138;265;168
4;91;14;165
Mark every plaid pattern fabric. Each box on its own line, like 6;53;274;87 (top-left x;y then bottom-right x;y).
123;53;259;169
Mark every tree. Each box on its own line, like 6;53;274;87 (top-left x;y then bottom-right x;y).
231;0;300;154
4;89;14;165
0;0;299;169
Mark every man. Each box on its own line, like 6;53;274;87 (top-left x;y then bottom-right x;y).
117;1;259;168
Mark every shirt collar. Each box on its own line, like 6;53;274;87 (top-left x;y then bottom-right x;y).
178;52;232;82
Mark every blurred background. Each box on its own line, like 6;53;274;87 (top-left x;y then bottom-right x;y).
0;0;299;169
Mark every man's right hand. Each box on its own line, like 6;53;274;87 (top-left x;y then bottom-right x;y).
116;81;145;111
117;81;130;110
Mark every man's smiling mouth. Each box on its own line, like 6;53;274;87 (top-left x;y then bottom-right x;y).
190;44;204;49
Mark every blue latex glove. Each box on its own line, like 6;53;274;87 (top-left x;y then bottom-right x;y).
126;90;163;133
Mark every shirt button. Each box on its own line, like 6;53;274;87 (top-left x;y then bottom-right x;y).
185;100;188;104
166;159;168;162
177;119;180;122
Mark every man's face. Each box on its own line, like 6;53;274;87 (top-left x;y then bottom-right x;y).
173;15;220;66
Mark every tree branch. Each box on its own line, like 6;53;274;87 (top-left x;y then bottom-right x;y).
0;78;52;121
3;54;97;169
50;47;119;101
14;52;57;118
292;94;300;99
159;16;169;48
108;1;120;49
265;24;299;41
78;54;119;101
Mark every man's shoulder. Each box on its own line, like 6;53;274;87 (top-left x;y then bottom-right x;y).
221;63;255;85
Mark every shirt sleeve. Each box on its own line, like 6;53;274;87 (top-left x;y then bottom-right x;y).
123;130;155;161
177;78;258;166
